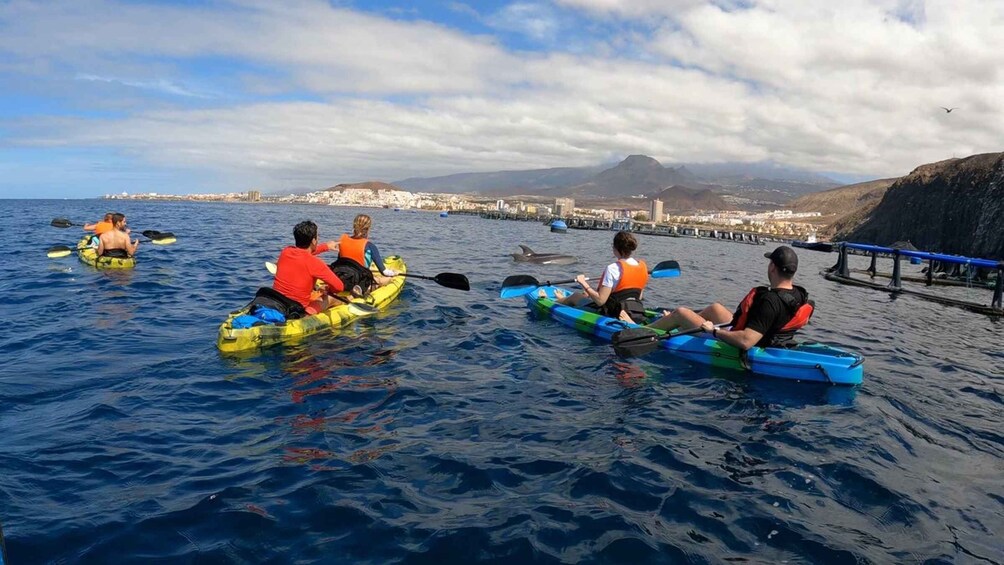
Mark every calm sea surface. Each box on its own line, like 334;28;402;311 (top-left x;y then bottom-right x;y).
1;200;1001;564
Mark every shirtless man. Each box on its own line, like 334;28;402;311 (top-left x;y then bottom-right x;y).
96;213;139;258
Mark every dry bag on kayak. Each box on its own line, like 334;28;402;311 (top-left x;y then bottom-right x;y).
250;287;307;320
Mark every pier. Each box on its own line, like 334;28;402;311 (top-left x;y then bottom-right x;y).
461;210;770;246
825;242;1004;317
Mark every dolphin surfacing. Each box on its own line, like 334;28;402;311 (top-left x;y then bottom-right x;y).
511;245;578;265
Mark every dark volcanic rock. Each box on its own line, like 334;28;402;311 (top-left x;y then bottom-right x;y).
839;153;1004;259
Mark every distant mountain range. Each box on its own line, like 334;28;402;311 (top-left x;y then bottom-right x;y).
392;155;840;207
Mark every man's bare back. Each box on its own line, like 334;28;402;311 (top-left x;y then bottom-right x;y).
97;214;139;257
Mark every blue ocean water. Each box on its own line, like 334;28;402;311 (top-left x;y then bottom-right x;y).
0;200;1002;564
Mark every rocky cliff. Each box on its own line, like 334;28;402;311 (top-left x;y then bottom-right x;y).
839;153;1004;259
788;177;898;237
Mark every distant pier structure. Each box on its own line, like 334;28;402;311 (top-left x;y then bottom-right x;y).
462;209;768;246
826;242;1003;317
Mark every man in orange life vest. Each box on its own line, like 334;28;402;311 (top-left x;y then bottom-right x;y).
648;245;814;350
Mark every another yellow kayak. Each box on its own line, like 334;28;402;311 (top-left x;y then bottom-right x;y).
76;236;137;269
216;255;406;352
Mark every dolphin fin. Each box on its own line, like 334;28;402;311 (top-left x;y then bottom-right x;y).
518;245;535;256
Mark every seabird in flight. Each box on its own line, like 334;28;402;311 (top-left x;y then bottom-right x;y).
940;107;958;113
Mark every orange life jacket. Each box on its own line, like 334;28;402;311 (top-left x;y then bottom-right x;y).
611;259;649;293
598;259;649;322
92;221;113;235
732;286;814;346
338;234;367;268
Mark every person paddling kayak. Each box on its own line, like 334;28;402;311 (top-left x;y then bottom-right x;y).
274;220;345;314
549;230;649;323
329;214;397;295
648;245;814;350
84;212;115;235
96;213;139;258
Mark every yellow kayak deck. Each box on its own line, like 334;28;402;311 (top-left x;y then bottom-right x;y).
76;235;137;269
216;255;406;352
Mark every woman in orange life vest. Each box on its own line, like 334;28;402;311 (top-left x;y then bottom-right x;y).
83;212;115;246
548;230;650;323
328;214;397;295
84;212;115;233
648;245;814;350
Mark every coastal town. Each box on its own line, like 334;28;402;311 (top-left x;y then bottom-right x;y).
105;183;828;239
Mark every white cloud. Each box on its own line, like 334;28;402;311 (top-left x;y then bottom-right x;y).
486;3;563;42
1;0;1002;194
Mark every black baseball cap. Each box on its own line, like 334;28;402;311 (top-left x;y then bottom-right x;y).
764;245;798;274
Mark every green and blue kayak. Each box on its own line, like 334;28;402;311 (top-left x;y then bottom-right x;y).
526;286;864;385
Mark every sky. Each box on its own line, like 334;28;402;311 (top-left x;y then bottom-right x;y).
0;0;1001;198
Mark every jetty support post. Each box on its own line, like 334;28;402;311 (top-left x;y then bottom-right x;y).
831;243;847;276
867;252;878;278
993;263;1003;311
889;250;902;291
836;244;850;277
926;259;934;286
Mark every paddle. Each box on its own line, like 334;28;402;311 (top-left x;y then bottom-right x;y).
267;259;470;291
611;323;729;357
264;261;379;315
46;231;176;258
51;218;176;244
397;272;470;291
500;260;682;299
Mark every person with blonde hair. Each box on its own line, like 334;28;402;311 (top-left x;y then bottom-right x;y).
329;214;396;295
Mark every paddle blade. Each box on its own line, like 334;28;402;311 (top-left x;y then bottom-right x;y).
650;260;681;278
432;272;470;291
346;302;380;317
265;261;278;275
500;274;541;298
47;245;73;258
149;236;176;245
51;218;74;228
611;328;662;357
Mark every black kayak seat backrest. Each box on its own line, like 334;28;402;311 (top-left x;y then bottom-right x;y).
100;249;130;258
251;287;307;319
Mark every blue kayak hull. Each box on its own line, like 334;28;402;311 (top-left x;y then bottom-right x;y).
526;286;864;385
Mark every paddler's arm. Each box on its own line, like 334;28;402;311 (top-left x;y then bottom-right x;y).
575;275;613;306
313;241;338;255
366;242;388;274
700;320;761;351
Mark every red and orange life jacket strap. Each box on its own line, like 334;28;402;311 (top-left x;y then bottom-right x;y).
731;287;761;330
779;302;814;331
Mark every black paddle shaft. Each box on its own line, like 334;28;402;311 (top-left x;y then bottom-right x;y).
399;272;470;291
612;323;728;357
502;260;681;292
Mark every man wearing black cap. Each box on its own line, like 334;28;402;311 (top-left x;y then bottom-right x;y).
648;245;814;351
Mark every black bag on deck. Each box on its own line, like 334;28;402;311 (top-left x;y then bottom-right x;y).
250;287;306;320
328;257;375;290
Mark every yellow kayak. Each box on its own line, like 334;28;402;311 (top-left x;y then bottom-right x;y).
216;256;406;352
76;235;137;269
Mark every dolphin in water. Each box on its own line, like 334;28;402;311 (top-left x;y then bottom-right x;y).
511;245;578;265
